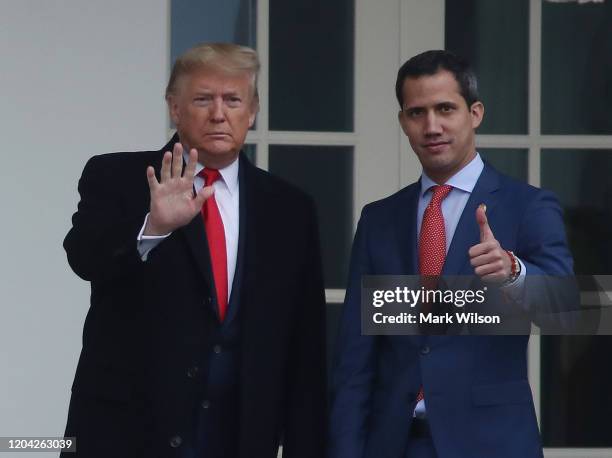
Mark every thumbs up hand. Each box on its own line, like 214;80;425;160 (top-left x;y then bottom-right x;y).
468;204;512;283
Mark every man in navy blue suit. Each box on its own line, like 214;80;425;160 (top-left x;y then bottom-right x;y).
329;50;574;458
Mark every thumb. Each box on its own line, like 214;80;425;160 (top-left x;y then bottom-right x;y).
194;185;215;208
476;204;494;242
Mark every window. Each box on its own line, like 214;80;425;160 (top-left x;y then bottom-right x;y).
446;0;612;452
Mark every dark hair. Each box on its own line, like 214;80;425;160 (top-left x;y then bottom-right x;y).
395;50;479;108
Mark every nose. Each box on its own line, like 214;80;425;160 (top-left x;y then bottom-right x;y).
209;98;226;123
424;111;442;137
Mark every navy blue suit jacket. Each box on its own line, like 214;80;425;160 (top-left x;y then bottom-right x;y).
329;164;573;458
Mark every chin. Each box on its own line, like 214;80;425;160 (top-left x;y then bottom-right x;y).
201;149;240;165
200;141;235;156
419;153;450;167
206;152;233;161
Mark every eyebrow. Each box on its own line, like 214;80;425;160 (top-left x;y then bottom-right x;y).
404;101;459;111
193;89;242;97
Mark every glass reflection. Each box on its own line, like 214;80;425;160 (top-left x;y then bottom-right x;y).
540;149;612;447
446;0;528;134
542;1;612;134
269;145;353;288
479;149;527;182
171;0;257;65
269;0;354;132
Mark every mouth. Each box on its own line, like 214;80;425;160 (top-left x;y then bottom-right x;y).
206;133;230;139
422;141;450;153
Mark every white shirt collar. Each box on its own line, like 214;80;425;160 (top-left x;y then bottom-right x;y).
420;153;484;197
182;149;240;197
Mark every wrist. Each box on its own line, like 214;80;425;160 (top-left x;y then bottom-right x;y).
144;216;171;236
501;250;521;286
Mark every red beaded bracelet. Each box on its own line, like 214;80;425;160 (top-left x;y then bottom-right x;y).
504;250;520;284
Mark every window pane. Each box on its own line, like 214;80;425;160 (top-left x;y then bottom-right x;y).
243;144;256;164
269;146;353;288
540;149;612;447
445;0;528;134
542;1;612;134
479;148;527;182
269;0;354;132
171;0;256;65
542;150;612;275
170;0;257;130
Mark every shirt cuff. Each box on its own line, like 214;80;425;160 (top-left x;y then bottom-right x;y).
136;213;171;261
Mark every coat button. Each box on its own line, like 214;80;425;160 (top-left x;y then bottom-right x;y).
187;366;199;378
169;435;182;448
205;296;213;305
201;399;211;409
420;346;430;355
213;344;222;354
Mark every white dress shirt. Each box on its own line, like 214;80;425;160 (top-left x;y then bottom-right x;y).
137;153;240;299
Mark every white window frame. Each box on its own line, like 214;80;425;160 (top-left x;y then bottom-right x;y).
247;0;405;306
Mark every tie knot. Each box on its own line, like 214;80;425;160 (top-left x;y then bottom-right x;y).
199;168;222;186
429;185;453;205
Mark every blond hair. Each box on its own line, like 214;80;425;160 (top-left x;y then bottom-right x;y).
165;43;260;101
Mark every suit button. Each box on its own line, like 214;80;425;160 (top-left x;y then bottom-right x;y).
213;344;222;354
420;346;430;355
187;366;199;378
205;296;213;305
169;435;182;448
201;399;211;409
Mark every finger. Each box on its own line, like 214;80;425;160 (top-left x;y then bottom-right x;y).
470;244;505;264
481;272;506;283
468;243;484;258
468;241;497;258
160;151;172;182
476;204;495;242
146;166;159;190
474;262;503;277
470;252;497;268
184;148;198;180
474;259;504;275
172;142;184;177
194;185;215;208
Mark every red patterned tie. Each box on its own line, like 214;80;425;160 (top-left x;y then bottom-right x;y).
199;168;228;322
416;184;453;403
419;185;453;276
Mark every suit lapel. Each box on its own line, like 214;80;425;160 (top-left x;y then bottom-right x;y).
238;158;275;356
393;183;422;346
443;164;501;275
222;155;247;324
179;214;215;299
157;134;216;315
395;183;421;275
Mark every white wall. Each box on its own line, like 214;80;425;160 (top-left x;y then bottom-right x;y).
0;0;168;452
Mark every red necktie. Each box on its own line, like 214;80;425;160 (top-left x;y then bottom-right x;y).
419;185;453;276
199;168;228;322
416;184;453;403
